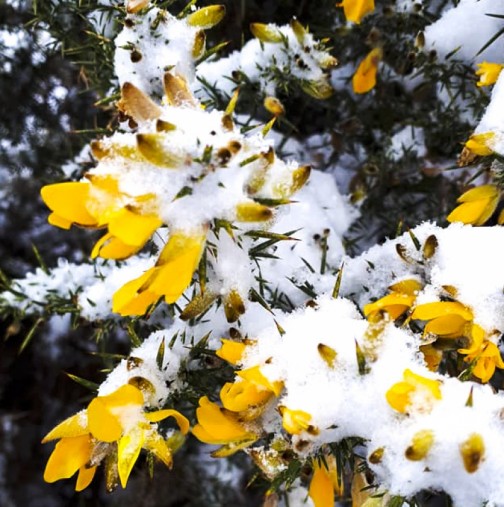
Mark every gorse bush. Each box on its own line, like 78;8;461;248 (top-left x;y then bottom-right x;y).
2;0;504;506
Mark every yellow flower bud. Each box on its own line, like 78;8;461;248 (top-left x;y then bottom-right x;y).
264;96;285;116
405;429;435;461
250;23;283;43
187;5;226;29
460;433;485;473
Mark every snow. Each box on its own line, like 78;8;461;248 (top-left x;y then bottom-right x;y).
5;1;504;504
424;0;504;62
197;22;334;98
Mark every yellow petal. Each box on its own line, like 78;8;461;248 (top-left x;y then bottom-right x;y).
475;62;504;87
91;232;142;260
411;301;473;322
210;437;258;457
147;232;206;303
447;185;499;225
237;366;283;396
280;407;314;435
42;411;88;443
193;396;255;443
339;0;375;23
112;268;159;316
144;431;173;468
447;201;489;225
101;384;144;409
472;357;496;383
363;293;414;320
108;209;162;247
187;5;226;29
118;426;145;488
403;369;442;401
87;397;123;442
220;380;273;412
216;339;247;365
75;465;97;491
424;314;468;337
145;409;190;435
457;184;499;203
352;48;381;94
388;279;422;296
88;385;143;442
41;182;97;227
465;132;495;156
137;133;184;167
458;323;485;355
386;369;441;413
309;460;335;507
48;212;73;229
44;435;92;483
318;343;337;368
385;381;415;413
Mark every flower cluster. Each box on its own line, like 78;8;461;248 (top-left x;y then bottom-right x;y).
41;69;311;317
43;384;188;491
5;0;504;505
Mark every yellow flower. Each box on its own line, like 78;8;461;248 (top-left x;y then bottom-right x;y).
352;48;382;94
41;177;162;260
460;433;485;473
279;406;318;435
475;62;504;87
447;185;500;226
215;339;247;365
465;132;496;156
192;396;258;456
405;429;435;461
411;301;473;338
43;384;189;490
309;455;343;507
337;0;375;23
364;279;421;322
237;365;284;397
220;379;274;413
386;369;442;414
458;324;504;383
112;229;207;316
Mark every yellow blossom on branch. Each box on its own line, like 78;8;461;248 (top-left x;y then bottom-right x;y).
112;229;207;316
475;62;504;87
220;379;274;413
192;396;258;456
364;279;422;322
279;406;318;435
41;178;162;260
352;48;382;94
411;301;473;338
337;0;375;24
386;369;442;414
464;132;496;156
458;324;504;383
42;384;189;491
215;339;248;365
447;185;500;226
